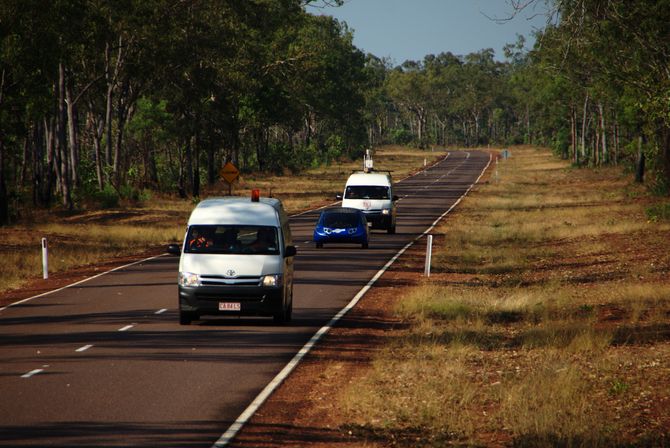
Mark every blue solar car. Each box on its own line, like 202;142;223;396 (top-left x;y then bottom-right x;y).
313;207;370;249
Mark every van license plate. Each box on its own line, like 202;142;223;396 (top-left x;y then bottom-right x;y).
219;302;241;311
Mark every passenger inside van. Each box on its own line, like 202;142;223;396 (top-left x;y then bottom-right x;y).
188;228;213;250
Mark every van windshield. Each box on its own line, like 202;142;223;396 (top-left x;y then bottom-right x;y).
344;185;390;200
184;225;279;255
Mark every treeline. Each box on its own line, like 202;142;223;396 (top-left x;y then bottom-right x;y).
380;0;670;192
512;0;670;191
0;0;369;222
1;0;668;224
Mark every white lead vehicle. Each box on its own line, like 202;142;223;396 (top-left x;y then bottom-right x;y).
337;170;399;233
168;192;296;325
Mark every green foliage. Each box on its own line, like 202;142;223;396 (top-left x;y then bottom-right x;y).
324;134;345;165
0;0;372;213
645;203;670;221
390;128;413;145
119;185;150;203
4;0;670;218
551;128;571;160
608;379;630;396
95;186;120;209
288;143;320;172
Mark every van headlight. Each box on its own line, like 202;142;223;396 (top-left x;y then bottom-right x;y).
179;272;200;287
261;274;282;287
381;209;391;215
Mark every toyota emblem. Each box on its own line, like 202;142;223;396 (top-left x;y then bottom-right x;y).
225;269;237;277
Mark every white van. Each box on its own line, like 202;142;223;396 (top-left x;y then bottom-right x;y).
168;193;296;325
338;170;399;233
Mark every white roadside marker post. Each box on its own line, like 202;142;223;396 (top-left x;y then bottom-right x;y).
41;238;49;279
424;234;433;277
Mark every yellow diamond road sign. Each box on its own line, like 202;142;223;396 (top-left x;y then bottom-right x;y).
220;162;239;184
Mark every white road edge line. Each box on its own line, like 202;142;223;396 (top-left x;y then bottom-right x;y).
0;254;165;313
212;151;493;448
76;344;93;352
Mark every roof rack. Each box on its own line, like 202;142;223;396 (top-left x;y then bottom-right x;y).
350;168;394;174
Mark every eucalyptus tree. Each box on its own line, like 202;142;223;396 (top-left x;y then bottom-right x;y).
517;0;670;189
361;54;393;147
386;61;432;147
423;52;462;146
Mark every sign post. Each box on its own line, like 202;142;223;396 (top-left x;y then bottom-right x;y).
41;238;48;279
424;234;433;277
220;161;240;195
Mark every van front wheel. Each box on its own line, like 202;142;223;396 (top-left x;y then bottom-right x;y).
274;292;293;324
179;311;197;325
387;225;396;234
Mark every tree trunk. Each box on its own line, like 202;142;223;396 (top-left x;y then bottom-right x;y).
570;106;577;163
105;42;115;167
20;136;30;187
0;137;8;224
184;136;193;196
660;126;670;192
192;127;200;198
31;127;39;207
206;138;216;186
0;69;7;223
598;102;607;165
104;38;124;169
524;103;530;144
87;106;106;190
113;78;133;188
57;64;73;209
66;78;79;187
143;137;158;188
635;135;645;183
580;93;589;164
45;117;56;206
613;116;619;165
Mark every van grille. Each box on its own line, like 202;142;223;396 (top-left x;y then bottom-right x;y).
200;275;261;286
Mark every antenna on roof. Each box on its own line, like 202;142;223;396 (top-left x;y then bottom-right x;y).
363;149;373;173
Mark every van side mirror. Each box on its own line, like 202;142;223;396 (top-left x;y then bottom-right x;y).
166;243;181;255
284;245;297;257
335;194;343;200
392;195;399;201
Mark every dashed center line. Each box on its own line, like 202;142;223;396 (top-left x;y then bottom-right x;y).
76;344;93;352
155;308;167;315
118;324;135;332
21;368;44;378
21;364;49;378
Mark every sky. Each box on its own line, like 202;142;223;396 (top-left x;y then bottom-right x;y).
310;0;550;65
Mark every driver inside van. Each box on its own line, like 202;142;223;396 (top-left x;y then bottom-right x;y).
250;227;276;252
188;228;213;250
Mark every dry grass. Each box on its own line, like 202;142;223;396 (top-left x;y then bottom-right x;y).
341;146;670;446
0;145;442;295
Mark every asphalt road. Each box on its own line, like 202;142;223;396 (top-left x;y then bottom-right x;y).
0;150;491;447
